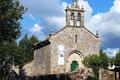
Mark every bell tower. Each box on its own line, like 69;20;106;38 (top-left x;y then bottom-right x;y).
65;0;85;27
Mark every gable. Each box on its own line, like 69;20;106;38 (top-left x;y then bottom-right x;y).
49;26;99;42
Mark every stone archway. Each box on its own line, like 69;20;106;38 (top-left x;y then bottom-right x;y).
65;50;84;72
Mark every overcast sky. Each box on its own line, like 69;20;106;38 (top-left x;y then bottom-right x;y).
20;0;120;57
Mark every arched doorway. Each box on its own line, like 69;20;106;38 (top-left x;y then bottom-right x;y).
71;61;79;71
66;50;84;72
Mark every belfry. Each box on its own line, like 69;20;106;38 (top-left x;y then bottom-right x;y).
65;0;84;27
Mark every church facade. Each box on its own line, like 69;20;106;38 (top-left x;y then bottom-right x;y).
24;0;100;76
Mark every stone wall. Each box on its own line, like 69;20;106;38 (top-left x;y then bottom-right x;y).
100;69;115;80
24;26;100;76
49;26;100;74
33;45;51;75
23;61;34;76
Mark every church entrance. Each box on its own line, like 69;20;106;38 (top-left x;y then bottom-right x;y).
65;50;84;72
71;61;78;71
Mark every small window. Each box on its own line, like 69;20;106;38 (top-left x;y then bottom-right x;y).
75;35;77;43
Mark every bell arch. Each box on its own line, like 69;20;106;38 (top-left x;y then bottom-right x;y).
70;12;74;26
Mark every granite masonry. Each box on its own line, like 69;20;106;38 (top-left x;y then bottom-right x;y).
23;0;100;76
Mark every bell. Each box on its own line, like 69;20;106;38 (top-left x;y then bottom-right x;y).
77;13;81;21
70;12;74;20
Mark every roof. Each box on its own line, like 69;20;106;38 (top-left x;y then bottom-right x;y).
52;26;99;38
34;39;50;50
34;26;99;50
84;27;99;38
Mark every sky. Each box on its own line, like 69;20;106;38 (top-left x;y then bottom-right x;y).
20;0;120;57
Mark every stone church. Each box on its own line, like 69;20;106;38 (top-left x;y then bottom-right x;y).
23;0;100;76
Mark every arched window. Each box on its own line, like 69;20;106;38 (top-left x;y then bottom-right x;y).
77;13;81;26
77;13;81;21
70;12;74;20
70;12;74;26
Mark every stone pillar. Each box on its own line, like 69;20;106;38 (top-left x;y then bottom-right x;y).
80;11;84;27
80;6;85;27
66;8;70;26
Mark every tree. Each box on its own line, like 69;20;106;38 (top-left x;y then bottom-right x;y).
0;42;26;65
83;54;100;79
0;0;26;79
115;49;120;66
99;50;109;69
83;51;109;80
28;35;39;60
0;34;39;79
0;0;26;42
19;34;39;62
0;41;26;79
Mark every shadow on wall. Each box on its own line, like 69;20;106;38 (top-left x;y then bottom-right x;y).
0;63;101;80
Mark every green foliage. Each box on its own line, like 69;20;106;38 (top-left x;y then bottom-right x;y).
83;52;109;69
83;51;109;80
99;51;109;69
0;35;39;79
83;54;100;69
0;0;26;67
0;42;25;65
109;57;115;64
115;49;120;66
83;54;100;79
19;34;39;63
0;0;26;42
0;0;28;79
0;42;25;79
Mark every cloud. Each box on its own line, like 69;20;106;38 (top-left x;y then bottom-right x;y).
44;0;93;31
28;24;47;40
85;0;120;57
78;0;93;19
21;0;120;56
111;0;120;13
29;24;42;33
104;48;118;57
29;14;35;19
45;2;67;30
21;0;64;17
86;0;120;50
46;16;65;29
